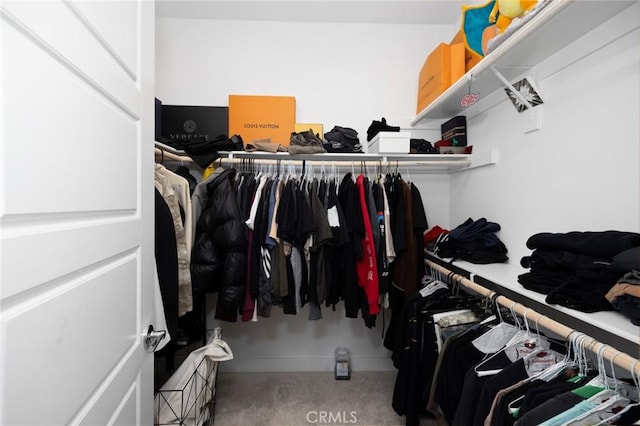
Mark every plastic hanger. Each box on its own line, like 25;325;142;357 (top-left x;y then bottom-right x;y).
561;351;635;426
473;302;525;376
593;360;640;425
526;329;579;383
473;307;550;377
419;277;449;297
405;167;412;184
520;314;563;377
507;331;588;416
471;294;519;355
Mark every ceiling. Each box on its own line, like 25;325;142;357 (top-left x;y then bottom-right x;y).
155;0;470;25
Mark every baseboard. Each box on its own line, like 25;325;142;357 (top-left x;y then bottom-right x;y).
218;355;396;373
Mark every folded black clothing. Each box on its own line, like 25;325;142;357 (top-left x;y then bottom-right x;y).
323;141;363;153
520;249;611;272
366;117;400;142
518;270;572;294
611;246;640;271
436;238;508;264
519;267;621;313
324;126;361;151
410;138;437;154
546;280;616;313
526;231;640;259
157;134;244;168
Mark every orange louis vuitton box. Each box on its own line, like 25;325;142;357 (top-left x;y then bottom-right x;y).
451;29;480;73
417;43;465;113
228;95;296;146
295;123;323;138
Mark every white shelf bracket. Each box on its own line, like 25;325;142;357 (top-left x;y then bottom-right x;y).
490;66;533;109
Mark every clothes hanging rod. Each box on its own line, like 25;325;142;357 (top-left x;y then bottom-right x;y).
155;141;185;155
426;259;640;377
154;144;471;163
216;150;472;164
154;146;193;164
153;145;497;172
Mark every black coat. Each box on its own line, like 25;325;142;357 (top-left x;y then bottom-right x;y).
191;169;247;322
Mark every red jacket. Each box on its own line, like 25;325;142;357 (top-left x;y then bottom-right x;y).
356;175;380;315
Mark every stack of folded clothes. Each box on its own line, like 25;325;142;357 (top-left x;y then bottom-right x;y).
518;231;640;313
323;126;363;153
434;217;508;264
288;130;327;154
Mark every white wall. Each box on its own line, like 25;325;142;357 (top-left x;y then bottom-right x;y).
156;18;453;138
156;17;455;372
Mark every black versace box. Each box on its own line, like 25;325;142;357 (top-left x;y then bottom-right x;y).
161;104;229;143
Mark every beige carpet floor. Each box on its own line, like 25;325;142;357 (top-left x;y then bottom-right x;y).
213;371;438;426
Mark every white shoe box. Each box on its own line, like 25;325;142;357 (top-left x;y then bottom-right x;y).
367;131;410;154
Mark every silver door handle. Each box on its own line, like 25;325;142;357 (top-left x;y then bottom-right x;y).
144;325;166;352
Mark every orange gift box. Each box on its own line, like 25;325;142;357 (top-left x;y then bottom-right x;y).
417;42;465;113
228;95;296;146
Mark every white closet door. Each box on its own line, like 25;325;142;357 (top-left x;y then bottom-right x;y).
0;1;155;424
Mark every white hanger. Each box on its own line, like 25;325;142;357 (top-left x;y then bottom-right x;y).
593;360;640;425
473;304;529;377
471;296;519;355
561;350;635;426
530;330;579;383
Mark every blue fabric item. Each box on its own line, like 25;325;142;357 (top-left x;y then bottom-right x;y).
463;0;496;56
449;217;501;247
537;400;597;426
612;295;640;325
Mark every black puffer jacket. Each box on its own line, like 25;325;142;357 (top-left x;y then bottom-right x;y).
191;168;246;322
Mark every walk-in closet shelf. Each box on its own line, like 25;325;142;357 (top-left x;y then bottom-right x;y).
214;149;497;174
411;0;637;123
426;254;640;360
154;142;497;174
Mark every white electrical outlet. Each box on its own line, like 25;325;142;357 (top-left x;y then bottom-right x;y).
522;106;542;133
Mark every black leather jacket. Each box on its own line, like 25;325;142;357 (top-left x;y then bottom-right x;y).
191;168;246;321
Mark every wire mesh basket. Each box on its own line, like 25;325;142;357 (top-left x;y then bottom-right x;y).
154;328;224;426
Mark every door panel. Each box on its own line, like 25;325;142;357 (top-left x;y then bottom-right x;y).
2;1;140;109
110;383;139;426
2;259;137;424
69;0;139;79
2;220;139;299
78;357;142;426
2;18;138;214
0;1;154;425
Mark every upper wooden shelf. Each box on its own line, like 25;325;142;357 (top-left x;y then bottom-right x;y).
411;0;637;124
